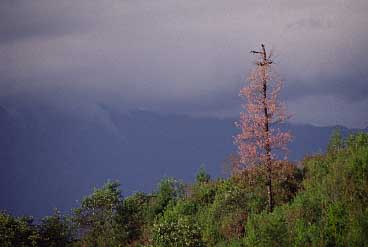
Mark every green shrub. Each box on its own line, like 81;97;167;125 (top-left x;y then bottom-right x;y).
152;200;204;247
244;208;289;247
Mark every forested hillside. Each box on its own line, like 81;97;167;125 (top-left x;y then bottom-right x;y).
1;132;367;246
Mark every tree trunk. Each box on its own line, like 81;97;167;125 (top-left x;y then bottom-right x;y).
266;165;273;212
261;44;274;212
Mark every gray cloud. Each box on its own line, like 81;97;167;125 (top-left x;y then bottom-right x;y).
1;0;368;127
0;1;96;43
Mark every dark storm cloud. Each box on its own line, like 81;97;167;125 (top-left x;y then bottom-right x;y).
0;1;95;43
283;73;368;103
1;0;368;127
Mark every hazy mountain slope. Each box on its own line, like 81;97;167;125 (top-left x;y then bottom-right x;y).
0;106;364;217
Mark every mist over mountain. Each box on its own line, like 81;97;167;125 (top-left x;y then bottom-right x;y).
0;105;365;218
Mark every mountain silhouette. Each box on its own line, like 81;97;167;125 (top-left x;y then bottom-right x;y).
0;105;364;217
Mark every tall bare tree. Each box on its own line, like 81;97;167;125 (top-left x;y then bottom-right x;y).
234;44;292;212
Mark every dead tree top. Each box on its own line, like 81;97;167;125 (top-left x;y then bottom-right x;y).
251;44;273;66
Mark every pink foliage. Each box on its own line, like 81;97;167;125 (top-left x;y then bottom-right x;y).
234;59;292;170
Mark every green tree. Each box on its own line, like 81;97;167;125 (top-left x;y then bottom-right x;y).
327;128;344;153
196;165;211;184
38;209;75;247
150;178;184;217
115;192;151;245
0;211;39;247
73;180;124;247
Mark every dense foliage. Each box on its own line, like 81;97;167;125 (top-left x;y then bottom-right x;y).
1;132;367;246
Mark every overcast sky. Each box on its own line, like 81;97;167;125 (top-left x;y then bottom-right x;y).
1;0;368;128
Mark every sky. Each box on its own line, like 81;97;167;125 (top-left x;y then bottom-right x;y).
1;0;368;128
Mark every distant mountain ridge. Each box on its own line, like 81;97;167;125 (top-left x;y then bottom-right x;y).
0;105;366;217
